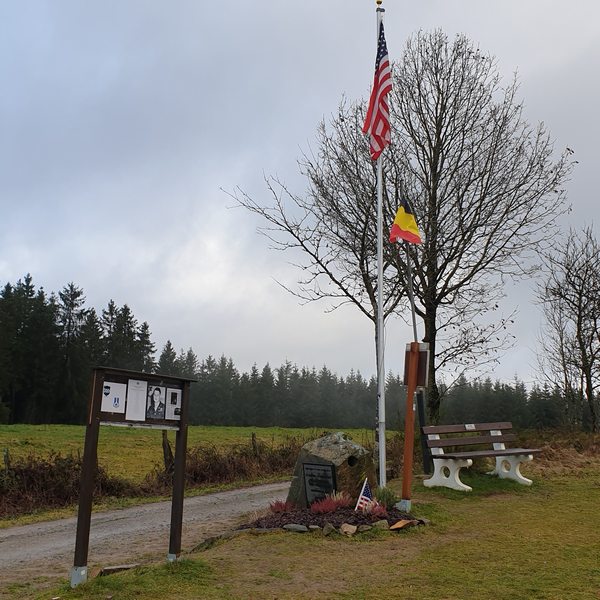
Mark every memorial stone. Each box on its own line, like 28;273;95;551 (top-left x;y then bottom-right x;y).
286;432;376;508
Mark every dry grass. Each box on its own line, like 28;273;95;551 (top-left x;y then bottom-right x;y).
0;453;136;518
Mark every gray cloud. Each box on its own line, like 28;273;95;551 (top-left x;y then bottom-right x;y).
1;1;599;384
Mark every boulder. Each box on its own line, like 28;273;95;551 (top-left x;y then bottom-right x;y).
372;519;390;530
340;523;357;536
283;524;309;533
286;432;376;508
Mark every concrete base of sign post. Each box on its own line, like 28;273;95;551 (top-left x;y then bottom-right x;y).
70;566;88;588
395;499;412;512
167;553;178;563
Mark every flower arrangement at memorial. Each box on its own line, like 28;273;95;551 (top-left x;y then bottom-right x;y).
310;491;353;514
269;500;296;513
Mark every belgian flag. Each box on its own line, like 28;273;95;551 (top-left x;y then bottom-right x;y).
389;198;422;245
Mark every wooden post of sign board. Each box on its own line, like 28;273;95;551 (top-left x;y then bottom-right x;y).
167;380;190;561
71;369;104;588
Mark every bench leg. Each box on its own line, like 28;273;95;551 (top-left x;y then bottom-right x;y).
487;455;533;485
423;458;473;492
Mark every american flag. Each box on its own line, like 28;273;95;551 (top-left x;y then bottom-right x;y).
354;478;374;511
362;21;392;161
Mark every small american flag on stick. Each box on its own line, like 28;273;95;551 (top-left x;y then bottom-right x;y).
362;21;392;161
354;477;374;511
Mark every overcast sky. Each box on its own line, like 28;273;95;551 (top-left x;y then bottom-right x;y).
1;1;598;385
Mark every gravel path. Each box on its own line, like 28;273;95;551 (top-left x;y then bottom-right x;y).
0;481;290;594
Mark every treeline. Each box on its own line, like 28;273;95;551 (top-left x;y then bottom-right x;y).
186;356;406;429
439;375;592;430
0;276;154;423
0;275;403;427
0;275;591;430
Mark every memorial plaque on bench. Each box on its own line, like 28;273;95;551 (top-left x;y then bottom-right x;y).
302;462;336;505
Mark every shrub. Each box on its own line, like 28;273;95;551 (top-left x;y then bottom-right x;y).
330;490;353;508
0;452;136;518
143;435;305;493
0;434;308;518
269;499;296;513
310;496;340;514
310;491;353;514
374;486;399;510
361;500;388;519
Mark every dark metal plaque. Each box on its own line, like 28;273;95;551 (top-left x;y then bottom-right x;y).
303;462;336;505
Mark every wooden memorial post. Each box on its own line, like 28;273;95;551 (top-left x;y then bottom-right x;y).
70;367;196;588
398;343;429;512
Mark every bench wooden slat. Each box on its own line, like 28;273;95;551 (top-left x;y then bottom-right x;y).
433;448;542;460
422;421;512;435
426;433;517;448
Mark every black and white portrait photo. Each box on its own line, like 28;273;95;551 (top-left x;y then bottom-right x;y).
145;385;166;420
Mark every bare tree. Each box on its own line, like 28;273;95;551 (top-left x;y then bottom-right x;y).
537;227;600;432
233;30;572;423
387;31;573;421
233;104;406;374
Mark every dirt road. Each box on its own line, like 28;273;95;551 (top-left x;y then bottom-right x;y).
0;481;290;595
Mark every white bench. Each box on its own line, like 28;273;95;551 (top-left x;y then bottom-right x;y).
422;421;541;492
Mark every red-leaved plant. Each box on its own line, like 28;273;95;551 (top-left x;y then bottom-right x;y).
310;491;353;514
269;499;296;513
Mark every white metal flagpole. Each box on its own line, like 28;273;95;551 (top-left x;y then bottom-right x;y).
375;3;387;489
376;155;386;488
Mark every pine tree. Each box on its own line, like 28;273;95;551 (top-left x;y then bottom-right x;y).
157;340;178;375
6;277;61;422
55;283;88;422
259;363;276;426
136;321;156;372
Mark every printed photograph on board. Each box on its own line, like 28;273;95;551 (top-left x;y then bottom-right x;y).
145;385;166;420
165;388;182;420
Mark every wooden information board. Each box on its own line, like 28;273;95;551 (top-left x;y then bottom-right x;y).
71;367;196;588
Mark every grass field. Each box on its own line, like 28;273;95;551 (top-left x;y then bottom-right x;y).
0;424;373;483
34;449;600;600
2;426;599;598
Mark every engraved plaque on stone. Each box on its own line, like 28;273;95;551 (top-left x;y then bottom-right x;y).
303;462;336;505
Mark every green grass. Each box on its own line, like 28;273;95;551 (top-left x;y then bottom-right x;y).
0;424;371;484
0;425;372;527
1;428;599;598
36;456;600;600
45;559;224;600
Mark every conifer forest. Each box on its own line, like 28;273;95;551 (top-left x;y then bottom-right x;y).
0;275;594;430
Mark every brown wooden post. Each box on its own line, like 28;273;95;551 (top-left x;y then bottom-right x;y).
167;380;190;561
400;342;420;510
71;368;104;587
